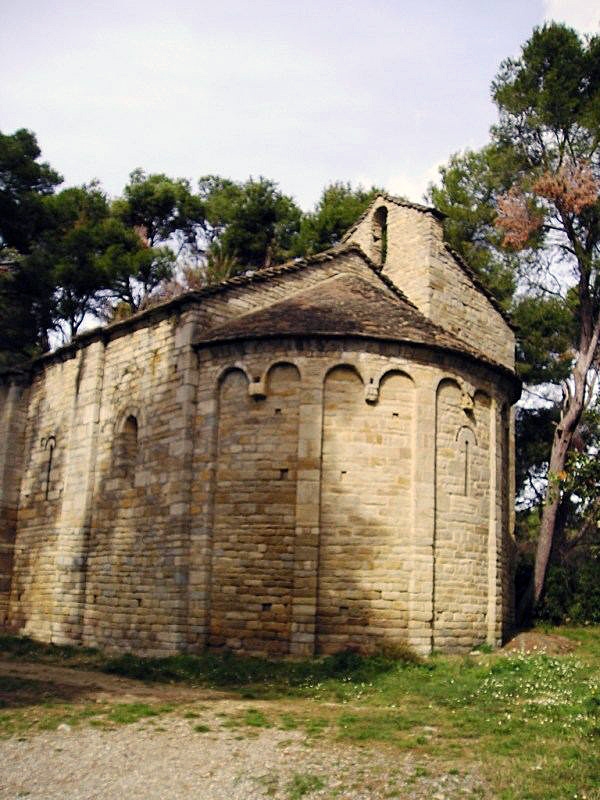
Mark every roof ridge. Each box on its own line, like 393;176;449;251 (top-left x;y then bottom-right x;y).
201;270;410;331
8;243;407;373
379;192;446;218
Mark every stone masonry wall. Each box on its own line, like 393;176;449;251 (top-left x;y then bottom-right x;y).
317;366;414;653
0;379;29;625
8;309;201;655
209;364;300;655
434;380;491;652
80;316;198;655
348;199;515;371
8;358;77;641
191;338;514;656
3;245;517;656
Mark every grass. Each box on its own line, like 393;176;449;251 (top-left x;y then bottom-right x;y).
193;723;211;733
106;702;173;725
1;627;600;798
286;772;326;799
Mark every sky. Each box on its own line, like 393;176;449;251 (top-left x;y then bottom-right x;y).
1;0;598;210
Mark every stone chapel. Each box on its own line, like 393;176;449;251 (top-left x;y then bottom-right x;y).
0;194;520;657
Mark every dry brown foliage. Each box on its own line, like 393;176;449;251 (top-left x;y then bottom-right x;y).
133;225;150;248
534;161;599;215
495;188;543;248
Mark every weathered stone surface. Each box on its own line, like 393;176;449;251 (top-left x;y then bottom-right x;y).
0;195;519;656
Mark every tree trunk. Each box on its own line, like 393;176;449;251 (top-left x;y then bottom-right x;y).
533;424;574;606
532;348;596;607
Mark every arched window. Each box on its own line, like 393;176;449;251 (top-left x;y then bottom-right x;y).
116;415;138;481
372;206;388;266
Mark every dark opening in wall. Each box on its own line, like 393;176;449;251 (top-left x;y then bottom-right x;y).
43;435;56;501
116;415;138;482
372;206;388;266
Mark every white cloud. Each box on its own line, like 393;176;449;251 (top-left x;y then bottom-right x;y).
543;0;599;34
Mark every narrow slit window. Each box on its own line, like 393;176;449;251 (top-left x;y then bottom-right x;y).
372;206;388;266
456;426;477;497
43;435;56;501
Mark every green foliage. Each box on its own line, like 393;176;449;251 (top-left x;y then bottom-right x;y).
106;702;164;725
27;184;167;333
0;251;54;365
32;185;123;334
200;175;302;270
0;128;62;254
243;708;271;727
430;24;600;609
0;129;62;363
113;168;205;254
293;181;383;257
512;294;576;384
515;406;558;503
538;559;600;624
492;24;600;143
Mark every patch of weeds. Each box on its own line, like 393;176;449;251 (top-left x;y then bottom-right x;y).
101;642;421;700
254;772;279;797
471;643;493;654
337;710;414;744
286;772;326;799
413;766;430;778
303;717;328;737
106;702;166;725
279;712;299;730
219;715;241;729
244;708;271;727
183;711;200;719
194;723;210;733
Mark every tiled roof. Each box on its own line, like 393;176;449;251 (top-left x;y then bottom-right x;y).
195;272;517;385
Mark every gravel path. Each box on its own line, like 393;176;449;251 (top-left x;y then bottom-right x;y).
0;660;489;800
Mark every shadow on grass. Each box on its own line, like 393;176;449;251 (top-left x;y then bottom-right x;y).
0;632;424;698
102;645;424;697
0;675;98;710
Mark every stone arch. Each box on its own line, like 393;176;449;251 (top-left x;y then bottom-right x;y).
83;404;144;649
434;377;491;651
209;361;301;655
114;415;138;482
322;361;365;386
367;366;414;403
316;364;414;654
265;360;301;388
216;364;251;390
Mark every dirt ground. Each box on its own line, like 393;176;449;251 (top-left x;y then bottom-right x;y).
0;657;489;800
